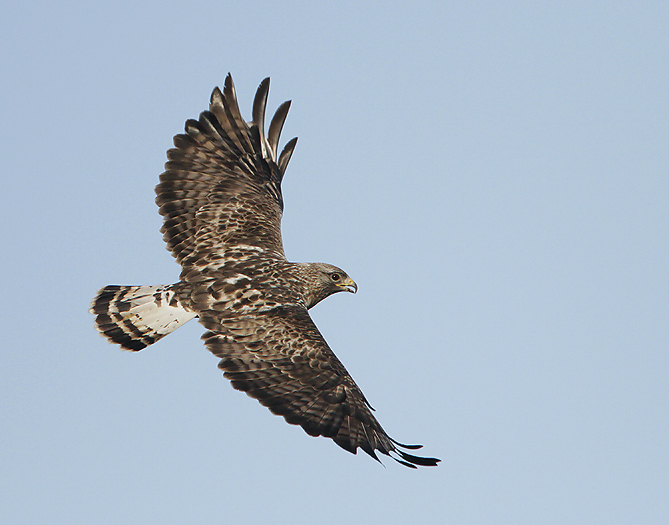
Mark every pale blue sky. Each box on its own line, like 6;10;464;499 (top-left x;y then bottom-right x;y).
2;1;668;523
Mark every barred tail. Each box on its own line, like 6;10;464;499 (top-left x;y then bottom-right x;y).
90;284;196;351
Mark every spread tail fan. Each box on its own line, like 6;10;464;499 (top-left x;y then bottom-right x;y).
91;284;196;351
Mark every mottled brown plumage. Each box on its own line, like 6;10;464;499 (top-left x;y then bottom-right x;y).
91;74;439;468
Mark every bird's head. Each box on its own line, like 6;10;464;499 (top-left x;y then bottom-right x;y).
299;262;357;308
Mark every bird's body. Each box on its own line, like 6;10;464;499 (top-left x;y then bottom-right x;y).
91;75;439;468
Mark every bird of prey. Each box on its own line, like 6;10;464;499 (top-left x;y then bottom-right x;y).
91;74;439;468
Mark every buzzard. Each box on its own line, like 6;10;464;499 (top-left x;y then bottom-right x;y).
91;75;439;468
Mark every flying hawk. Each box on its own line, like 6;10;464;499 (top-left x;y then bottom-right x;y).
91;75;439;468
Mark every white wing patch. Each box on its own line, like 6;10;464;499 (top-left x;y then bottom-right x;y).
222;273;252;285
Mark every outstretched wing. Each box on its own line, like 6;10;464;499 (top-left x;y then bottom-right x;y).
200;304;440;468
155;74;298;268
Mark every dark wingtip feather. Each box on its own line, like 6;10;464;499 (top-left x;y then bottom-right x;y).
395;450;441;467
210;86;224;107
253;78;270;123
252;77;270;158
268;100;292;159
278;137;298;174
395;458;419;469
223;74;236;110
389;437;424;450
359;440;382;464
385;438;440;468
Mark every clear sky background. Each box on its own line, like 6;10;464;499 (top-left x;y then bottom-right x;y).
2;1;667;523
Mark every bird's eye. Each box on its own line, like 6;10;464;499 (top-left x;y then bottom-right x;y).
331;273;341;282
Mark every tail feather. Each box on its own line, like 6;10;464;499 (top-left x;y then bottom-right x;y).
90;284;196;351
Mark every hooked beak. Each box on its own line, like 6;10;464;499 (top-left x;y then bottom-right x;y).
337;277;358;294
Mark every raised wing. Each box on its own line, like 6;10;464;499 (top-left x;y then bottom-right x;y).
200;304;440;468
155;75;298;268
